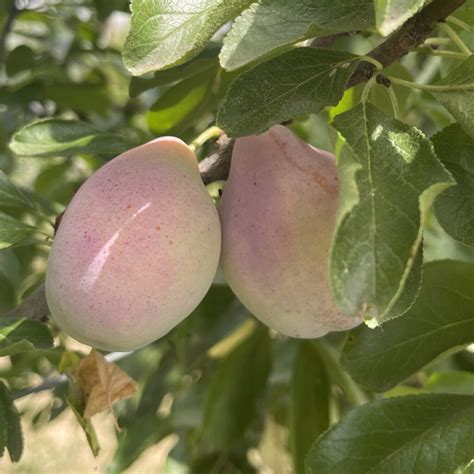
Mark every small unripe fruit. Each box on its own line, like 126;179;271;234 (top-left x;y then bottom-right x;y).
46;137;221;351
219;125;360;338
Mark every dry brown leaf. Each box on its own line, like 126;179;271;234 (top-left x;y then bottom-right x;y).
74;349;138;418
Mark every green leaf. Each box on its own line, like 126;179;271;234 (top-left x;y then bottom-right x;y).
200;325;272;450
93;0;129;21
0;389;5;458
43;83;113;116
6;45;35;77
424;211;474;264
34;162;78;205
305;394;474;474
69;401;101;457
331;102;453;322
341;260;474;392
9;119;131;158
374;0;427;36
290;342;330;474
110;348;171;472
457;460;474;474
0;318;54;356
129;56;218;98
0;171;35;210
218;48;358;137
449;0;474;29
0;382;23;462
123;0;253;75
147;67;217;134
381;244;423;320
425;371;474;395
0;213;44;250
433;124;474;246
110;415;171;473
0;276;15;313
221;0;374;70
431;55;474;138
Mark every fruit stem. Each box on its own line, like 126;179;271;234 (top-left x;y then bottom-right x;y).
386;85;401;120
387;76;474;92
446;16;473;33
189;126;222;153
415;48;469;60
314;340;369;406
424;37;452;46
437;22;472;55
361;75;378;103
358;55;384;71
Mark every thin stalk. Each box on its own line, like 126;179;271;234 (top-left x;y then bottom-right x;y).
361;75;377;103
438;22;472;55
416;48;469;60
446;16;473;33
314;340;368;406
388;76;474;92
358;55;383;71
424;37;452;46
328;395;341;425
386;85;401;120
189;126;222;153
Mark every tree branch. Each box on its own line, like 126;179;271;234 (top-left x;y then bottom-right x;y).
347;0;467;88
4;283;49;322
198;133;234;185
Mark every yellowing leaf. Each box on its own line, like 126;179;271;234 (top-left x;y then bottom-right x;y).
59;350;81;374
74;349;138;418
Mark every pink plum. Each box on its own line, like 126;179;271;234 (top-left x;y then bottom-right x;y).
46;137;221;351
219;125;361;338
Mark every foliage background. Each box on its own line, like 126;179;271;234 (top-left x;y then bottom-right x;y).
0;0;473;472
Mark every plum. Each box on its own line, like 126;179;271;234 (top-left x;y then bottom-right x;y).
46;137;221;351
219;125;360;338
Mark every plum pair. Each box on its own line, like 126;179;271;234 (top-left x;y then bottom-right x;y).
46;126;360;351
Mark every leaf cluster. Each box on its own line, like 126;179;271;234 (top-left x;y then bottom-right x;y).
0;0;473;472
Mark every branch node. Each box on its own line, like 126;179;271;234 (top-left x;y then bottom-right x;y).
199;134;234;185
347;0;467;89
376;74;391;88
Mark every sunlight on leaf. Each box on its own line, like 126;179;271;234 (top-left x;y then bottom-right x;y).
123;0;253;75
375;0;427;36
331;102;453;322
218;48;358;137
220;0;374;70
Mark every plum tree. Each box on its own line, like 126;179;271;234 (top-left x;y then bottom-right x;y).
3;1;473;470
219;125;361;337
45;137;221;351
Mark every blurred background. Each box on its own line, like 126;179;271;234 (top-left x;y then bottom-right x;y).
1;1;473;473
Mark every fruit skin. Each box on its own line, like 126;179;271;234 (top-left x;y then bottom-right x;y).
219;125;360;338
46;137;221;351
